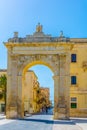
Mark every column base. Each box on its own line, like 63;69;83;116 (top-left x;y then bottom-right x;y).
6;107;18;119
54;109;69;120
6;104;24;119
54;113;69;120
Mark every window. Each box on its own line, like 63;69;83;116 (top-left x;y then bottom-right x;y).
71;103;77;108
71;76;76;85
71;97;77;108
71;97;77;102
71;54;76;62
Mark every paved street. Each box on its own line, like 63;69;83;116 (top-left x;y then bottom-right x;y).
0;113;87;130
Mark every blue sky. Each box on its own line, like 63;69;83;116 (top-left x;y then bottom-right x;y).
0;0;87;101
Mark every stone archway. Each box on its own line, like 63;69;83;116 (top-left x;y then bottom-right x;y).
20;58;58;119
4;24;72;119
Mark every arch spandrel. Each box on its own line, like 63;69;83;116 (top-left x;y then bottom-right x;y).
18;54;60;76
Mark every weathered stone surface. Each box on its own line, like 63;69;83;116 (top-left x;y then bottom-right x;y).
4;25;72;119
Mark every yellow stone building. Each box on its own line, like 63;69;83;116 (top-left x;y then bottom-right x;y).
70;43;87;117
0;70;7;76
40;87;51;108
24;70;40;113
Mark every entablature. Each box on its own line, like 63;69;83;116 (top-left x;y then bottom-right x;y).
4;42;73;55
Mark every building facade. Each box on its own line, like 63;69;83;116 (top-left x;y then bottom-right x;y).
70;43;87;117
24;70;40;113
4;23;87;119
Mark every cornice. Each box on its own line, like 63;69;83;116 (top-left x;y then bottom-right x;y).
4;42;73;48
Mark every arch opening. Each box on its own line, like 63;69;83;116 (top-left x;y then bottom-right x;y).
22;61;54;116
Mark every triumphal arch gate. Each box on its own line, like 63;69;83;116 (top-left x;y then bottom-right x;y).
4;24;72;119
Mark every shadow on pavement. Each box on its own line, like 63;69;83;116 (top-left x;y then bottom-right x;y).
20;118;75;125
71;118;87;124
22;118;54;124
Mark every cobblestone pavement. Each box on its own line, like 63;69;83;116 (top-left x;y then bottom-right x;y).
0;114;87;130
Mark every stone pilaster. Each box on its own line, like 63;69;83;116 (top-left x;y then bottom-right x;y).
57;54;70;119
65;53;71;118
6;48;12;118
53;75;59;119
6;54;18;119
17;74;24;118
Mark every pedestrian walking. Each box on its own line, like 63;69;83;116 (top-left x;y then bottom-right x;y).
46;106;48;114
